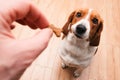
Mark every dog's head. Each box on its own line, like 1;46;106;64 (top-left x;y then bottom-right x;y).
62;8;103;46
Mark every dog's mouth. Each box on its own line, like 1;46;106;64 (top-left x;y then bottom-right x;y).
74;33;83;39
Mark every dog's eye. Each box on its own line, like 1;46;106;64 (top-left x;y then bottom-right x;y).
92;18;98;24
76;12;82;17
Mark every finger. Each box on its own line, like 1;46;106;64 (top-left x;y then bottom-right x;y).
16;19;37;29
21;6;49;29
16;20;26;25
10;24;15;29
13;0;49;29
21;28;53;58
1;0;49;29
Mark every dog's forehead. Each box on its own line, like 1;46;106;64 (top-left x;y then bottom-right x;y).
74;9;100;18
71;8;102;24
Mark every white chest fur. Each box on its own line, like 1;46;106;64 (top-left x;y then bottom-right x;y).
59;33;97;68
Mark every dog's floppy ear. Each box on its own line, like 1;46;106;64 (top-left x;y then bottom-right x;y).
90;21;103;46
62;11;75;36
49;24;62;37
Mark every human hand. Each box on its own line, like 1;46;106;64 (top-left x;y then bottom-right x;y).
0;0;53;80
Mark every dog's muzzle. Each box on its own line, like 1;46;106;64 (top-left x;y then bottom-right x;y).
75;24;87;38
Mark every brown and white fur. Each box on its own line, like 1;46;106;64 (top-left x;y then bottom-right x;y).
59;8;103;77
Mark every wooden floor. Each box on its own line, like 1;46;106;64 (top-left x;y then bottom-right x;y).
12;0;120;80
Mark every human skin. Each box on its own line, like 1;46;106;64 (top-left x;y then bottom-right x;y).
0;0;53;80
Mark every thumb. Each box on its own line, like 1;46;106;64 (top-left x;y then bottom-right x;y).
21;28;53;58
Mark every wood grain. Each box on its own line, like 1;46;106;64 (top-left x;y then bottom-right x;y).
11;0;120;80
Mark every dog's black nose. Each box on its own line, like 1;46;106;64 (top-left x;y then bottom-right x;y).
76;24;86;35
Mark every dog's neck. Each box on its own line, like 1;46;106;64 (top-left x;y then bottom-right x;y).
64;32;89;49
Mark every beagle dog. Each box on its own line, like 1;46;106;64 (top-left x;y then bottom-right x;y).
57;8;103;77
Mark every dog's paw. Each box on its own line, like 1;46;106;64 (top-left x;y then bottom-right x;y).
73;72;80;78
61;63;68;69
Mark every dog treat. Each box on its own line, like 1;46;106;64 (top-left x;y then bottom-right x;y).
48;24;62;37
